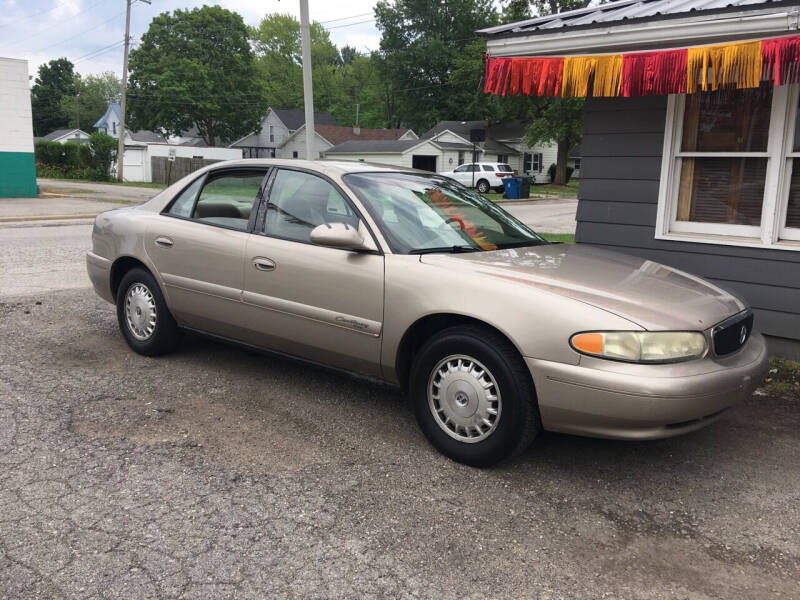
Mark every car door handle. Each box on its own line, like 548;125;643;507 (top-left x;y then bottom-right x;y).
252;257;276;272
154;236;173;248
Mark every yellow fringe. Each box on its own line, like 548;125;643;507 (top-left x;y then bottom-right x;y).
562;55;623;97
687;41;762;93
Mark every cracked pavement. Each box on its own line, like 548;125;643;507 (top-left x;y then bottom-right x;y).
0;221;798;598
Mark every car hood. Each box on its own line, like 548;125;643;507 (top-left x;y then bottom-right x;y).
419;244;746;331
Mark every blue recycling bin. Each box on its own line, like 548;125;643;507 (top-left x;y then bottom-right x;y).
503;177;521;199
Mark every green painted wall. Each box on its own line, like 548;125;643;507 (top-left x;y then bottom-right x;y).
0;151;37;197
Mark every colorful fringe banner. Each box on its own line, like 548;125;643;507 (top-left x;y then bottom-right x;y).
621;49;687;96
762;35;800;85
484;34;800;98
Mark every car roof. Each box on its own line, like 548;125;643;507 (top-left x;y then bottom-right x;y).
203;158;425;178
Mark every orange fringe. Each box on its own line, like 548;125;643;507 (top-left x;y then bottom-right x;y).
561;54;622;97
687;41;762;93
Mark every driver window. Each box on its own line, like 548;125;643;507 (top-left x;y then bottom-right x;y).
265;169;358;243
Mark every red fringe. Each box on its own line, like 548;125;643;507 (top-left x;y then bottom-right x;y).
484;57;512;95
621;49;687;96
509;57;563;96
762;35;800;86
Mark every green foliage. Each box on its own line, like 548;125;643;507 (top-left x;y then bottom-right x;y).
88;132;117;181
31;58;77;137
34;134;115;181
547;162;575;184
62;72;121;130
532;0;592;16
34;140;66;166
374;0;500;131
128;5;266;146
526;98;584;184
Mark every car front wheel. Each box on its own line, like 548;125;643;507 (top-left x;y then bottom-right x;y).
116;267;182;356
409;325;541;467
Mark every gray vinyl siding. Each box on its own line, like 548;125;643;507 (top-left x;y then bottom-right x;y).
576;95;800;344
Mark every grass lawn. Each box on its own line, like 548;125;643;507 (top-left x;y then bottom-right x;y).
762;358;800;397
539;233;575;243
483;179;579;202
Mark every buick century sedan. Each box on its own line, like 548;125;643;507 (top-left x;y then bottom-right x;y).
87;160;769;466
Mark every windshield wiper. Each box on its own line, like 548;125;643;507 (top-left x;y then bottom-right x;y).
408;245;480;255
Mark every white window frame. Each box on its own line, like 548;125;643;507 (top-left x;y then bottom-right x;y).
269;125;275;143
655;84;800;251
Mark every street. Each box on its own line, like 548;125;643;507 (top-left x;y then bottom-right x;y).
0;188;798;599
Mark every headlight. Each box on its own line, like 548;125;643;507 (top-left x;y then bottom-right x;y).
570;331;707;363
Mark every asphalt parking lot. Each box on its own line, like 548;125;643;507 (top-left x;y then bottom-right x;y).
0;199;798;598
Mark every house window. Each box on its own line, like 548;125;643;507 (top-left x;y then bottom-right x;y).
657;84;800;249
458;151;465;166
292;151;298;159
112;122;116;135
269;125;275;143
497;154;509;163
524;152;543;173
572;158;581;172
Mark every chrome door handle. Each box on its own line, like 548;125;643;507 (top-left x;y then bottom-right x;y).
154;236;173;248
253;257;276;272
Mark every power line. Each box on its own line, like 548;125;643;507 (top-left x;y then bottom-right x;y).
0;0;74;29
325;18;376;30
27;8;127;54
3;0;108;48
318;12;373;24
73;39;126;64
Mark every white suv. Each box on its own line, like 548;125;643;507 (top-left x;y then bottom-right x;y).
439;162;515;194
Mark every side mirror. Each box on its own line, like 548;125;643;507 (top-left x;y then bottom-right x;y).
310;222;372;252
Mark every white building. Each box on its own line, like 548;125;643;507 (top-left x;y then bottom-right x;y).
230;107;340;158
279;124;417;160
0;57;36;197
37;128;90;144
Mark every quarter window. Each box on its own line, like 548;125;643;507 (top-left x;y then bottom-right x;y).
264;169;358;243
166;170;266;231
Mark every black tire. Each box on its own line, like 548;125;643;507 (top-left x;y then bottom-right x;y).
116;267;182;356
409;324;541;467
476;179;490;194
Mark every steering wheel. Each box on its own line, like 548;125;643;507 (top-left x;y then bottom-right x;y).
443;216;465;230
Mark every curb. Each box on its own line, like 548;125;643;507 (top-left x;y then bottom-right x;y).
0;213;98;223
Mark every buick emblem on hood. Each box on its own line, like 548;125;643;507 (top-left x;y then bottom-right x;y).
739;325;748;345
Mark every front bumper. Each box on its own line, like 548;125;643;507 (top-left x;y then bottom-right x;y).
526;332;769;440
86;251;113;304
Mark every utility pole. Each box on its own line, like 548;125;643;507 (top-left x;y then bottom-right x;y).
117;0;150;182
299;0;315;161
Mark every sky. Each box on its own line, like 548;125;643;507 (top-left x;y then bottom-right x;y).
0;0;383;80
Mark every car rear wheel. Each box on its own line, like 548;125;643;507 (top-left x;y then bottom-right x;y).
476;179;490;194
409;324;541;467
116;267;181;356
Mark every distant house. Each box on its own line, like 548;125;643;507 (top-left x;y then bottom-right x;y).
93;102;121;138
281;124;417;160
324;119;573;178
420;120;576;179
230;107;340;158
37;128;90;144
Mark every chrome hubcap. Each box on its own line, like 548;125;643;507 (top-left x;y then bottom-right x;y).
125;283;156;341
428;355;501;443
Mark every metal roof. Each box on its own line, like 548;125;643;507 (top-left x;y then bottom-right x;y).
479;0;794;37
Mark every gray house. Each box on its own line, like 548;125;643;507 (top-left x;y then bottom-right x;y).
230;107;339;158
481;0;800;356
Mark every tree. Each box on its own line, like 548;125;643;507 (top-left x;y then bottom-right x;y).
250;13;349;121
127;6;266;146
31;58;77;136
374;0;500;131
88;131;117;181
62;72;121;130
526;98;583;185
515;0;592;184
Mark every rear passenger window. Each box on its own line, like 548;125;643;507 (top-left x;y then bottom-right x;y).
482;165;495;171
193;171;265;231
167;177;204;218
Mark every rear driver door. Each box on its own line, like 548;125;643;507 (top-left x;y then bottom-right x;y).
145;168;267;335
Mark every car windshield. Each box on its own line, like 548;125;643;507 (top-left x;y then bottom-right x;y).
343;172;546;254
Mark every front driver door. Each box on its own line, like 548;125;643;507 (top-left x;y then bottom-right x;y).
145;167;267;335
241;168;384;376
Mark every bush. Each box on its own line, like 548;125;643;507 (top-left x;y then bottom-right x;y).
88;131;116;181
547;162;575;184
63;142;91;168
34;140;66;167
